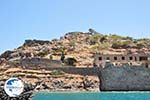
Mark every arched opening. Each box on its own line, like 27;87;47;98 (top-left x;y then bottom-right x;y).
122;56;125;60
99;57;102;60
106;57;110;60
146;63;148;68
114;57;117;60
129;56;133;60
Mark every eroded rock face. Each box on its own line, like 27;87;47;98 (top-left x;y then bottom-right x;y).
98;65;150;91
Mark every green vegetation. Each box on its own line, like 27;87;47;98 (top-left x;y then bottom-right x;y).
89;33;103;45
69;40;76;49
64;57;77;66
51;46;67;56
60;51;65;63
133;38;150;48
100;36;107;43
36;51;49;57
88;28;102;35
125;36;133;40
51;70;65;75
136;42;145;48
49;55;53;60
112;40;132;49
58;46;66;53
91;43;110;51
109;34;123;40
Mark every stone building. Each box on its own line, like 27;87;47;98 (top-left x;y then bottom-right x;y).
94;52;150;68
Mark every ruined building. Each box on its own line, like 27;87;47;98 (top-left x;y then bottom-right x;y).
94;51;150;68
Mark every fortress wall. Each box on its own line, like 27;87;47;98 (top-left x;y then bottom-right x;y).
18;58;99;76
98;65;150;91
20;58;62;68
43;67;99;76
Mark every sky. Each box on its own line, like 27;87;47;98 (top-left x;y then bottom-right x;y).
0;0;150;53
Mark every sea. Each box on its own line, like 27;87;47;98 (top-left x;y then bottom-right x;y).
32;91;150;100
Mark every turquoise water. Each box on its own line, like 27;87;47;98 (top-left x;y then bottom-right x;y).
32;92;150;100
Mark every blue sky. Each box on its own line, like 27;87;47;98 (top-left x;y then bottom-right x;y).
0;0;150;53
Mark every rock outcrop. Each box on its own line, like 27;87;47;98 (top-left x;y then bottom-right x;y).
98;65;150;91
23;39;51;46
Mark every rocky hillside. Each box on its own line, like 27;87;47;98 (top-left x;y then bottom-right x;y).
0;29;149;99
0;29;150;66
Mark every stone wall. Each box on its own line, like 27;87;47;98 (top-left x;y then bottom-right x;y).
42;67;99;76
19;58;62;68
98;65;150;91
17;58;99;76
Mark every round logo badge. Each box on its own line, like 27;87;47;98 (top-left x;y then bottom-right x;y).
4;78;24;97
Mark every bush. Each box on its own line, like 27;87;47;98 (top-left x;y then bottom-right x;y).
89;33;102;45
91;42;110;51
136;42;145;48
135;39;150;48
89;28;98;34
60;52;65;62
64;57;77;66
51;70;65;75
36;51;49;57
109;34;123;40
49;55;53;60
111;42;121;49
125;36;133;40
100;36;107;43
111;41;132;49
69;40;76;49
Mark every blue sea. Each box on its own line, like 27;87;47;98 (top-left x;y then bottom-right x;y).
32;92;150;100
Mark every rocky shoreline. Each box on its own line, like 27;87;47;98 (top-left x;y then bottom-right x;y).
0;67;99;100
0;83;34;100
